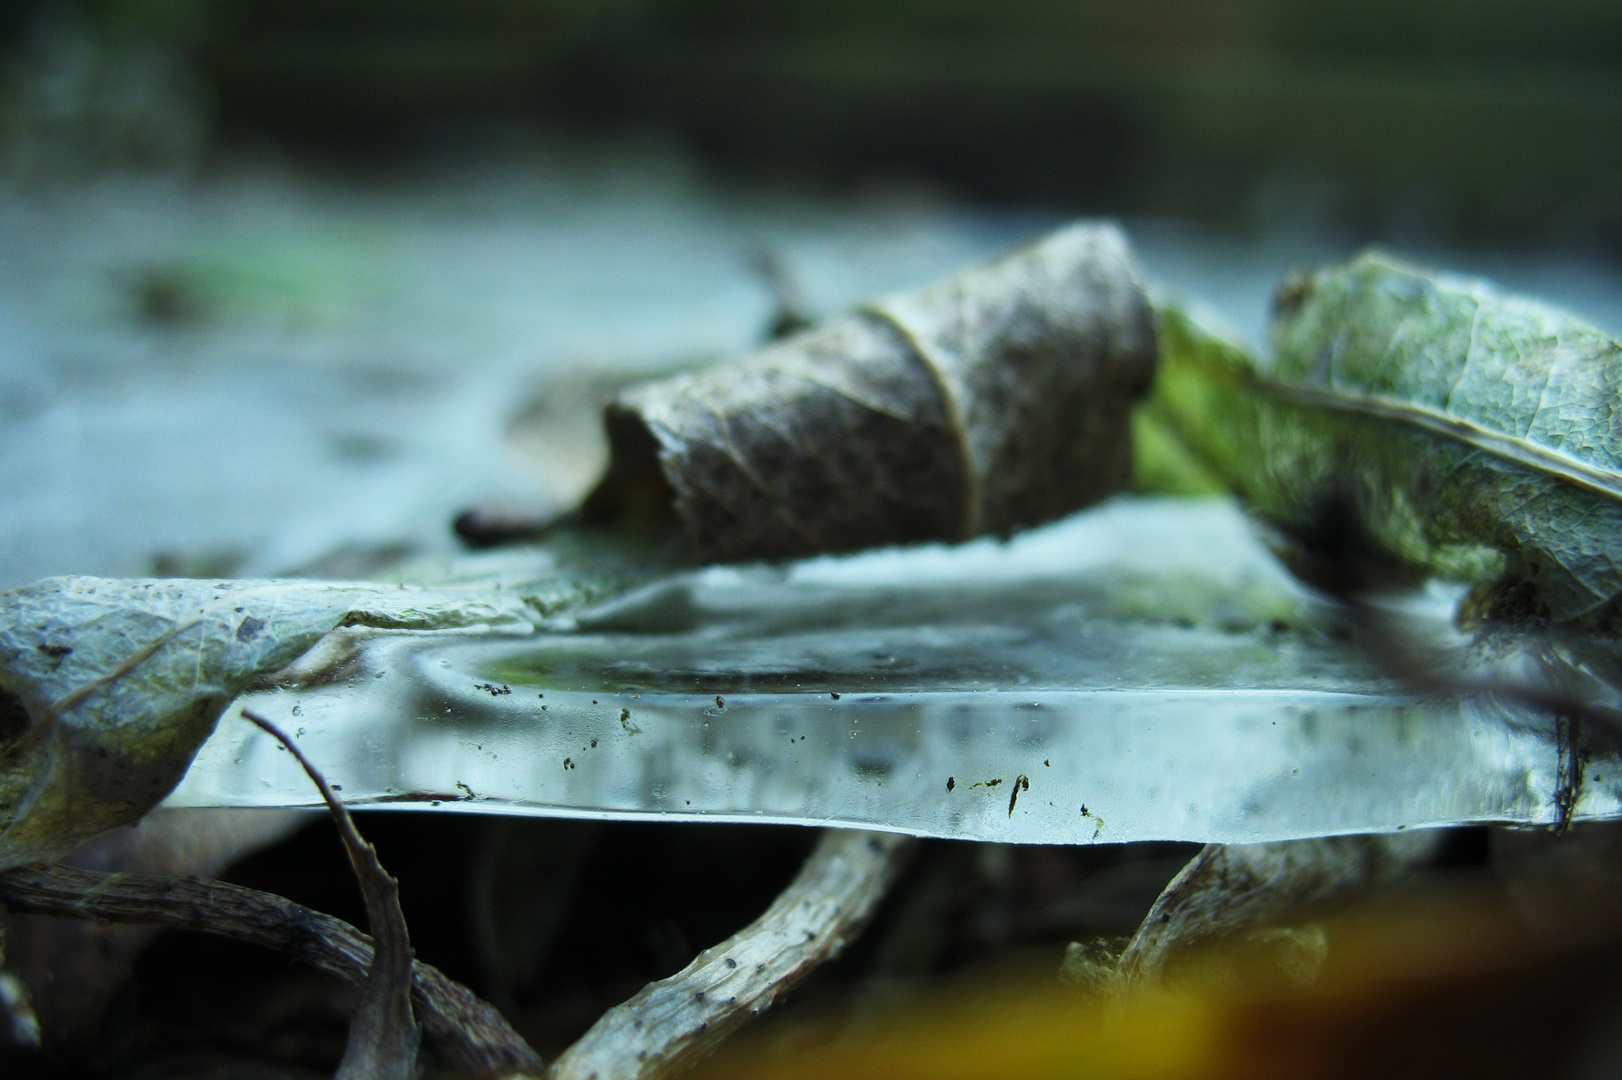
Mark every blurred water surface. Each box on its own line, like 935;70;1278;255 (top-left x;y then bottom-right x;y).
2;142;1621;589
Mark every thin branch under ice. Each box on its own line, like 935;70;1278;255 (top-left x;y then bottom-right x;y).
550;830;913;1080
0;862;543;1078
1117;833;1442;983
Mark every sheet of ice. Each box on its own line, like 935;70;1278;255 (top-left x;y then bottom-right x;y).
168;499;1621;843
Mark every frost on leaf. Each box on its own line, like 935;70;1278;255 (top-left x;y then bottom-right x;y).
0;576;534;868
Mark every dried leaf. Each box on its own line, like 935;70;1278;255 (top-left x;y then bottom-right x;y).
0;576;537;868
243;710;419;1080
1149;253;1622;633
587;222;1157;562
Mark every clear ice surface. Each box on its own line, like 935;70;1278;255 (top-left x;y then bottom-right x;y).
167;498;1622;843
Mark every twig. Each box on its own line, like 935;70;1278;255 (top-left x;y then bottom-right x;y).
0;862;543;1078
453;503;567;548
1116;833;1441;984
549;830;913;1080
749;246;814;340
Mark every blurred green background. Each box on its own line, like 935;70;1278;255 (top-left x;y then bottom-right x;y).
5;0;1622;592
6;0;1622;241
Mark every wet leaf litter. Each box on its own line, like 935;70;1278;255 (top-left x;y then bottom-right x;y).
3;222;1622;1075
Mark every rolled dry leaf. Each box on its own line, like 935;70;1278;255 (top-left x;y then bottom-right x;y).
585;222;1157;562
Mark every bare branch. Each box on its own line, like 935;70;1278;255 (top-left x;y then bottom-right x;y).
0;862;543;1078
6;808;305;1048
549;830;912;1080
1118;833;1442;984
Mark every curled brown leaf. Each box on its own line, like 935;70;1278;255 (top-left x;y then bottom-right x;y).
586;222;1156;562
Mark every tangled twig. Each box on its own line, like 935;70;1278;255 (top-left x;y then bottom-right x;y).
0;860;542;1077
550;830;913;1080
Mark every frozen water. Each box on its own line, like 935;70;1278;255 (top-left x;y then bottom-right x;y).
169;499;1622;843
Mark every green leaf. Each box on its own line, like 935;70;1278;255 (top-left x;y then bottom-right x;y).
0;576;538;868
0;503;680;869
1151;252;1622;629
